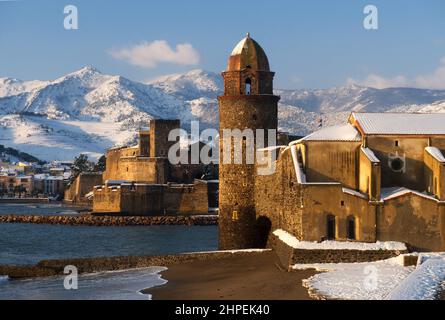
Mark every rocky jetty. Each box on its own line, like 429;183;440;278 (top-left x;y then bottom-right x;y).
0;214;218;226
0;250;269;279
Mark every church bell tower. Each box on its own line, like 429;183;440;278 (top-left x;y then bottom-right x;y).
218;33;279;250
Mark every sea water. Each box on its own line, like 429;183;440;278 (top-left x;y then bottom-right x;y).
0;223;218;265
0;267;167;300
0;203;218;299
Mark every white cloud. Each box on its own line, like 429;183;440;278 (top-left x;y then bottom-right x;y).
348;57;445;90
415;57;445;90
109;40;200;68
347;74;408;89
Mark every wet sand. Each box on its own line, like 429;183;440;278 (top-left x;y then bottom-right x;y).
146;251;317;300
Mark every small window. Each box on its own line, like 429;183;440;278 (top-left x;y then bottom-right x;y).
340;200;345;206
390;158;404;172
395;140;399;147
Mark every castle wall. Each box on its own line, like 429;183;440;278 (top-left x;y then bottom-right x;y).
255;148;303;244
64;173;102;204
303;141;361;189
162;180;209;215
103;155;168;184
377;195;445;251
93;180;209;216
92;186;122;213
150;119;180;158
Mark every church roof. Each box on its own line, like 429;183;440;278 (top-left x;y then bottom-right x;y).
227;33;270;71
298;124;362;142
351;112;445;135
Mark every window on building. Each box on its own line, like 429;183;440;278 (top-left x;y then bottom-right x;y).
347;216;356;240
340;200;345;206
245;78;251;95
327;215;336;240
390;158;404;172
395;140;399;147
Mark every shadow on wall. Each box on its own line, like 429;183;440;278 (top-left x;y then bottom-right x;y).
255;215;272;248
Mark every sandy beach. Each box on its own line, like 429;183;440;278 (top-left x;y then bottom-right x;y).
146;251;317;300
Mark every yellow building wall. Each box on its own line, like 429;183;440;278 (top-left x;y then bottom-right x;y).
424;149;445;200
366;136;428;189
358;148;381;201
303;141;361;189
300;184;376;242
377;195;445;251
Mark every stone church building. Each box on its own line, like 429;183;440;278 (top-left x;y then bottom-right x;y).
218;34;445;252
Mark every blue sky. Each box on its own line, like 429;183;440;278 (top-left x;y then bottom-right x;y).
1;0;444;89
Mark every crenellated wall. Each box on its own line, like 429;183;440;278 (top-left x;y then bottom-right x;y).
93;180;209;215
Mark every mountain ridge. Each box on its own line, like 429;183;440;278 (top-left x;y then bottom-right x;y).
1;66;445;161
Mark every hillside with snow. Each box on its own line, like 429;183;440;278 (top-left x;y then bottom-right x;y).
1;67;445;161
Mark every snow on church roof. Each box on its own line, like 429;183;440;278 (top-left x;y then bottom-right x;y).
425;146;445;162
352;112;445;135
299;124;362;142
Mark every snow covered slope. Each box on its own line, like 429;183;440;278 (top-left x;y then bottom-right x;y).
1;67;445;161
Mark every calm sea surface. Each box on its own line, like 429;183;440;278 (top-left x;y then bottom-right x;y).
0;204;218;299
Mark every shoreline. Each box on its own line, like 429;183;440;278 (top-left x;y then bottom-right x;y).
0;214;218;227
0;250;268;279
145;251;317;300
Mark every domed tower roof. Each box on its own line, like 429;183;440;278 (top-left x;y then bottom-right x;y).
227;33;270;72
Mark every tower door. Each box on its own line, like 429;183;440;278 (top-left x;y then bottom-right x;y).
347;216;356;240
327;215;336;240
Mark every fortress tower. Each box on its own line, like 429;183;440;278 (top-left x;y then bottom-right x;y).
218;34;280;249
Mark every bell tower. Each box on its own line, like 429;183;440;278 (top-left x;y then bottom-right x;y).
218;33;279;250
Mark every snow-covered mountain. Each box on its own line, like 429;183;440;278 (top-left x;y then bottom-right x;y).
1;66;445;161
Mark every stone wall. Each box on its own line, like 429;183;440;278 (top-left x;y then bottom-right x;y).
270;232;407;268
104;155;168;184
93;180;209;215
255;147;303;244
0;214;217;227
377;194;445;251
149;119;180;158
64;172;103;205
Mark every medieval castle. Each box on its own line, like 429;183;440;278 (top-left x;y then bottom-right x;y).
218;34;445;252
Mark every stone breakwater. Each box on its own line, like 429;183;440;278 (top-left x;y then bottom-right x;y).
0;214;218;226
0;250;270;279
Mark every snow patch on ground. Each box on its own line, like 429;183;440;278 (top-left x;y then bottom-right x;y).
386;257;445;300
273;229;407;251
294;257;414;300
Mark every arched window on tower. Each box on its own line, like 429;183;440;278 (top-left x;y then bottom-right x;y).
245;78;251;95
